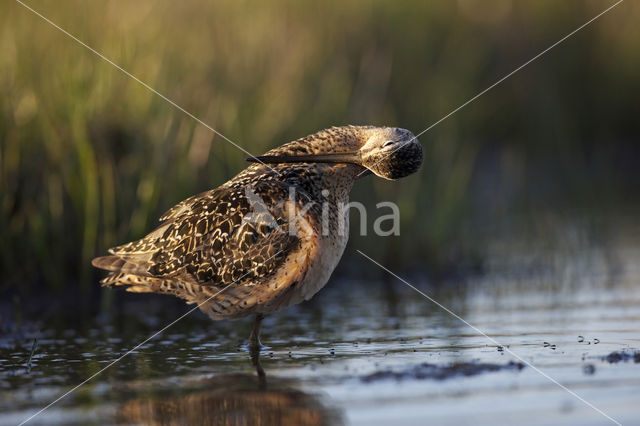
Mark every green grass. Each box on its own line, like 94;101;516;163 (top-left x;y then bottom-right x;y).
1;0;639;292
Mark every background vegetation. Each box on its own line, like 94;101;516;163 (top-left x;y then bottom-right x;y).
1;0;639;296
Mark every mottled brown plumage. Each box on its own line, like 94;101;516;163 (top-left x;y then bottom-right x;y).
93;125;422;327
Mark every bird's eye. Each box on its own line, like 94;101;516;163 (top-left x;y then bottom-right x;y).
382;140;395;148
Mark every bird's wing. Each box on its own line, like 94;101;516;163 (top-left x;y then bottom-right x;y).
157;190;211;222
93;178;314;291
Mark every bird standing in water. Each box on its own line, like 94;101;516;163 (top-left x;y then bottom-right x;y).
92;126;423;355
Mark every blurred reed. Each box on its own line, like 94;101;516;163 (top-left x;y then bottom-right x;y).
1;0;639;292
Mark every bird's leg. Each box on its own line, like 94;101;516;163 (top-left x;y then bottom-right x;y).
249;313;266;386
249;313;264;350
251;345;266;388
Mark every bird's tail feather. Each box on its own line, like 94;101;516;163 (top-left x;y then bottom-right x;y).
92;254;153;275
93;256;259;320
98;271;171;294
93;255;175;294
91;255;127;272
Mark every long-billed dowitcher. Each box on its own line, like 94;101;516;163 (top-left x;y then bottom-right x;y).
92;126;423;352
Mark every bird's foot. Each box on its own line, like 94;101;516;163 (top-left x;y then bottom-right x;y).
242;341;269;353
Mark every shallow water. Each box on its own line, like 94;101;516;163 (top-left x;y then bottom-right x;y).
2;217;640;425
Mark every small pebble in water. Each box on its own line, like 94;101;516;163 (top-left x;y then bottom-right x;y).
577;335;585;342
583;364;596;375
593;338;600;344
543;342;550;347
497;346;504;352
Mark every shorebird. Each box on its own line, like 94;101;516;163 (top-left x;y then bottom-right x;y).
92;125;423;352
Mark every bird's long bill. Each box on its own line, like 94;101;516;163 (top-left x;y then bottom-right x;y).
247;152;362;165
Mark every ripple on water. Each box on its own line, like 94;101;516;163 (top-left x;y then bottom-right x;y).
3;236;640;424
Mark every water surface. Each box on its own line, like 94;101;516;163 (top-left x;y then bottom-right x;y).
2;217;640;425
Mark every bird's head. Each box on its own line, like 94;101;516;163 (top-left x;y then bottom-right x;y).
248;126;423;180
357;127;423;179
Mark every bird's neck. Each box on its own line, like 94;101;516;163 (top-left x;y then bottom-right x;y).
267;126;370;157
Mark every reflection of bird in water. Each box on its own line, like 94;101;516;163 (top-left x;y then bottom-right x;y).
92;126;423;354
117;373;343;426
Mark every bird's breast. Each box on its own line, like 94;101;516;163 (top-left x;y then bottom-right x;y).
283;193;350;306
